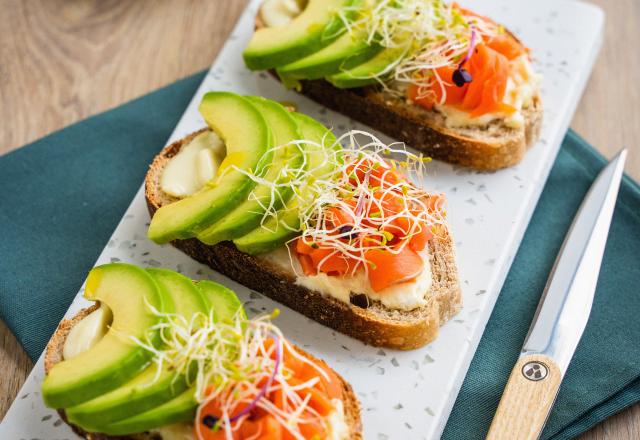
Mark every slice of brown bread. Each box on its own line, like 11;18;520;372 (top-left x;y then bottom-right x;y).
44;305;362;439
144;130;462;350
253;15;543;171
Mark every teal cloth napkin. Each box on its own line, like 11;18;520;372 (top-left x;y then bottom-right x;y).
0;71;639;438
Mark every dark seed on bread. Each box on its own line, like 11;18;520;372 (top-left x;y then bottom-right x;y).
350;293;370;309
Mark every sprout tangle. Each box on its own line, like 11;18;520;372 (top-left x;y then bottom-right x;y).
128;304;335;440
230;128;447;278
337;0;502;102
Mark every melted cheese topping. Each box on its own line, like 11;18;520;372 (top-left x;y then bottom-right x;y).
261;247;432;311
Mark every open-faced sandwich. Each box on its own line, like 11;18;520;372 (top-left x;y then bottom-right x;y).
244;0;543;170
145;91;461;350
42;263;361;439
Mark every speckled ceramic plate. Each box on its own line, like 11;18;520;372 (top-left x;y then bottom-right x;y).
0;1;604;439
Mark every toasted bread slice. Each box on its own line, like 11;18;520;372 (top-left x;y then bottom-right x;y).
45;305;363;439
253;15;542;171
144;130;462;350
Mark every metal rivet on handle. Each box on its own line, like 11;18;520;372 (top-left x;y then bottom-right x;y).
522;361;549;381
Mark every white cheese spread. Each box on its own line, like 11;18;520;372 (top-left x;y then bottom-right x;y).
160;131;225;198
261;246;432;311
260;0;304;27
62;304;112;360
152;423;195;440
327;398;350;440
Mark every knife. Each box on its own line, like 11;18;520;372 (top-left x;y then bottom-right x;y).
486;148;628;440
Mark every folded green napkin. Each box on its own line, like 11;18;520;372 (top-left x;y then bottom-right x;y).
443;132;640;439
0;71;638;438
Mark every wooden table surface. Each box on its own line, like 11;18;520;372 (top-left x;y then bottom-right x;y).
0;0;638;438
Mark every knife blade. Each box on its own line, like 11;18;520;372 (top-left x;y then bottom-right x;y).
486;148;627;440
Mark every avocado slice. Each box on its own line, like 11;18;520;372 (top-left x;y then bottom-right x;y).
148;92;272;244
277;28;382;80
96;387;198;436
327;42;411;88
196;280;246;322
243;0;353;70
65;269;209;429
42;264;167;409
89;281;246;436
196;97;304;245
234;113;340;255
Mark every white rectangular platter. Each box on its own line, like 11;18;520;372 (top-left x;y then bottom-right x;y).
0;1;604;439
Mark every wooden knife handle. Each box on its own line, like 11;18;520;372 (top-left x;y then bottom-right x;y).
486;354;562;440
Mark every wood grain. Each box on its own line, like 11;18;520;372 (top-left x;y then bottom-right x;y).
0;0;638;438
0;0;248;152
571;0;640;178
487;355;563;439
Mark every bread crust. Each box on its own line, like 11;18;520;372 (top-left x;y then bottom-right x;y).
144;131;462;350
45;307;362;439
